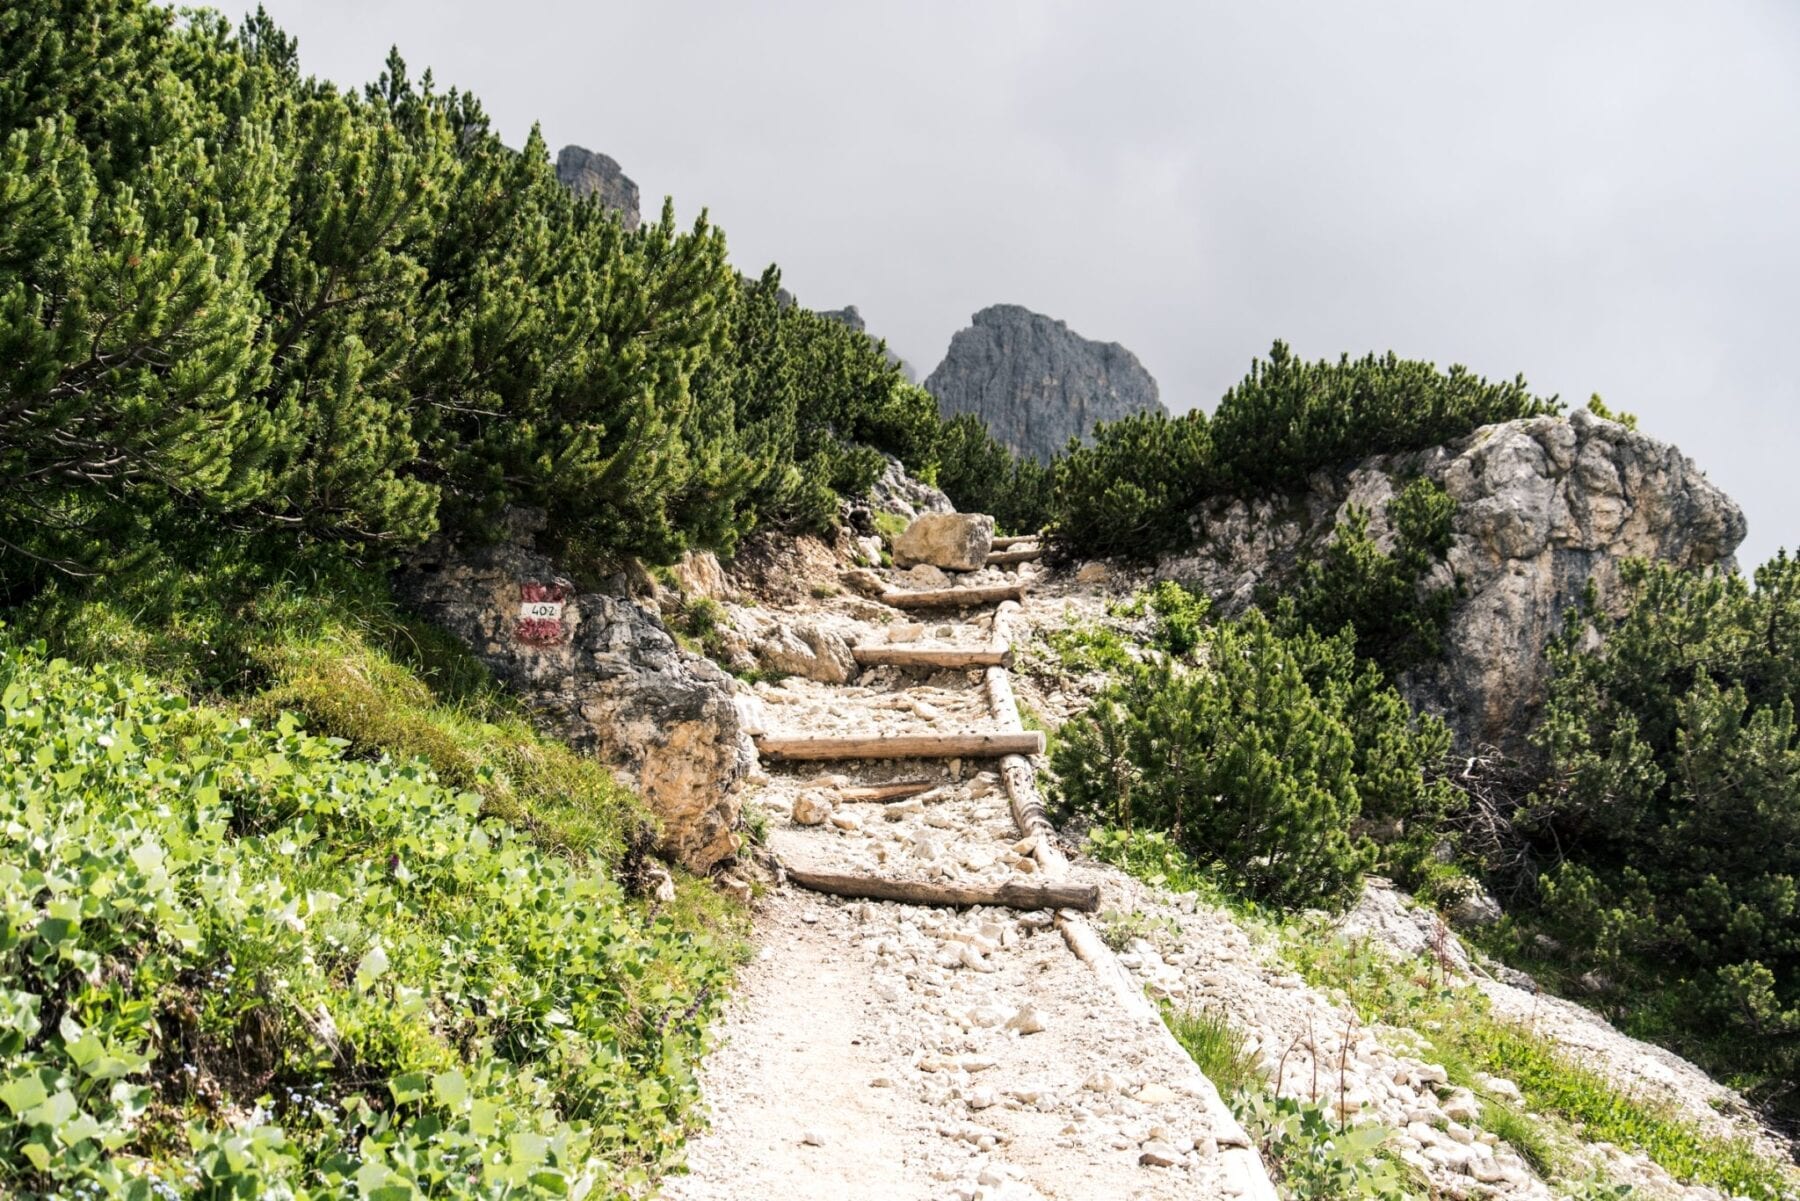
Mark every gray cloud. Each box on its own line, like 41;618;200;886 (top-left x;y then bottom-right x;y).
255;0;1798;566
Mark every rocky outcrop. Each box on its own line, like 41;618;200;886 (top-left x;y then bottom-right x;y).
894;513;995;572
555;144;640;232
868;453;954;521
819;305;867;333
396;516;741;871
821;304;916;381
925;304;1166;463
1159;409;1746;750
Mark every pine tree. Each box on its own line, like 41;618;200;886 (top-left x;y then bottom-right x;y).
0;1;284;585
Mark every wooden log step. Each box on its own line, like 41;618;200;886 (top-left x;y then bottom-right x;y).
783;864;1099;912
986;548;1042;566
851;644;1012;669
983;666;1025;734
881;582;1027;609
835;780;939;802
754;731;1045;762
990;535;1041;549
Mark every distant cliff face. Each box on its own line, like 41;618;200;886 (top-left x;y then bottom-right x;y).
924;304;1166;463
554;145;640;232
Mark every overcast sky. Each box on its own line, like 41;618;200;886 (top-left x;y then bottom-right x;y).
251;0;1798;567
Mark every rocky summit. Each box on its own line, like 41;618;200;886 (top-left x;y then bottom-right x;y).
555;143;641;231
925;304;1167;463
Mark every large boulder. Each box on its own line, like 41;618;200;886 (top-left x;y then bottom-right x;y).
743;616;858;685
894;512;995;572
1159;409;1746;751
924;304;1166;464
396;520;741;872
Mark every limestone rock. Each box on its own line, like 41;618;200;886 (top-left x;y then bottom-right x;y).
1005;1003;1047;1035
671;550;729;600
395;522;740;872
894;513;995;572
554;145;640;231
749;619;857;684
1159;409;1745;751
792;791;835;826
925;304;1166;464
902;563;952;589
1447;886;1504;928
840;567;888;597
1338;880;1472;976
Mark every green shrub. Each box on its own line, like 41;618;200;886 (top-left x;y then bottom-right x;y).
1052;611;1375;909
1522;552;1800;1112
1055;605;1454;910
1048;410;1213;560
1047;343;1558;562
1235;1093;1407;1201
0;646;733;1197
934;412;1053;534
1278;477;1459;677
1208;342;1559;495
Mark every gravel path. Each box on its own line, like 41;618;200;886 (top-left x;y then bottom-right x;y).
664;883;1236;1201
667;557;1244;1200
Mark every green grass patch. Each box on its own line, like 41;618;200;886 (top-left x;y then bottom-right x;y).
1018;703;1059;759
873;511;908;545
1283;934;1795;1201
1162;1006;1265;1098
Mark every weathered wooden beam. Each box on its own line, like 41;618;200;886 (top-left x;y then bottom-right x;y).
783;864;1098;912
990;535;1041;549
754;731;1045;762
986;548;1042;566
851;644;1012;669
835;780;939;802
880;582;1028;610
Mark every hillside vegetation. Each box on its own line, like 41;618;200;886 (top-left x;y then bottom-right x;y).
5;0;1799;1195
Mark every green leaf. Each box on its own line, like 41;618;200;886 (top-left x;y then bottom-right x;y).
430;1068;467;1108
388;1071;429;1105
0;1073;48;1117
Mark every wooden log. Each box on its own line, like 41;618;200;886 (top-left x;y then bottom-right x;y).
986;548;1042;566
881;582;1027;609
754;730;1045;761
990;534;1040;549
835;780;939;801
983;666;1025;734
989;599;1024;642
852;644;1011;669
783;864;1099;912
1002;753;1068;875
